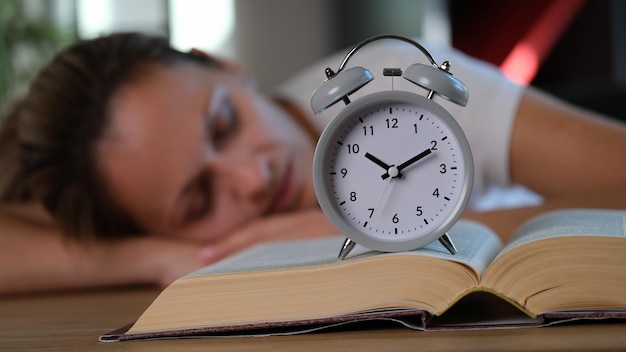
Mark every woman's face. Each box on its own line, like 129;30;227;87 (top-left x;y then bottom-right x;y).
98;61;317;241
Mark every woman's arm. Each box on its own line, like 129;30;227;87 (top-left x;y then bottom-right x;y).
191;208;338;264
0;203;210;295
464;87;626;241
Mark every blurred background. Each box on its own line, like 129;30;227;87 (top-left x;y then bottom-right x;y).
1;0;624;122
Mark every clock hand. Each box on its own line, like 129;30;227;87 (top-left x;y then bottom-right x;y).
365;152;391;170
373;161;400;215
365;152;401;180
374;148;433;180
374;173;395;210
396;148;432;172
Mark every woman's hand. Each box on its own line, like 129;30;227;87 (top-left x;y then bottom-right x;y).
123;209;338;286
109;209;337;287
105;236;214;287
0;204;335;293
199;208;338;264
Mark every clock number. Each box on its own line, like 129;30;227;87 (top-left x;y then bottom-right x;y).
430;140;438;151
439;163;447;174
416;206;423;216
347;144;360;154
392;214;399;224
386;118;398;129
433;188;440;198
340;168;348;178
362;125;374;136
368;208;374;218
413;123;418;134
350;192;357;201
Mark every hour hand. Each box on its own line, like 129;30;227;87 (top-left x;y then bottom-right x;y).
364;153;399;180
365;152;390;170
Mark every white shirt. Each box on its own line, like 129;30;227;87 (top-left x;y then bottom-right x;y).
274;38;524;199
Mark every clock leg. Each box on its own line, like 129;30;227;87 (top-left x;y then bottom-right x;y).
438;233;457;255
337;238;357;260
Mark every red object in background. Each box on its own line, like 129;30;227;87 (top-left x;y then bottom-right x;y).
451;0;588;85
500;0;587;85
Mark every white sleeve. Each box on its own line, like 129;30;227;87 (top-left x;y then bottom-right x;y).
274;38;524;196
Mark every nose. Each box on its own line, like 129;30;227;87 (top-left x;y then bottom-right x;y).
209;150;272;204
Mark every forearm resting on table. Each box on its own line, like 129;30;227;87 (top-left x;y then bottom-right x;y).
464;179;626;243
470;88;626;242
0;209;175;295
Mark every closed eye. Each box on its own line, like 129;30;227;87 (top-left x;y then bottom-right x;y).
181;87;239;224
206;89;239;150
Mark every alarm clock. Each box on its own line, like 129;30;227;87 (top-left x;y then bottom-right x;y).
310;35;473;259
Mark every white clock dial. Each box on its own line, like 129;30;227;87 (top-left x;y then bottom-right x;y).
313;91;473;252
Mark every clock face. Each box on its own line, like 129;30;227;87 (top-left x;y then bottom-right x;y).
313;91;473;252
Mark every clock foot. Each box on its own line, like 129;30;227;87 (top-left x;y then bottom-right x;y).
438;233;457;255
338;238;357;260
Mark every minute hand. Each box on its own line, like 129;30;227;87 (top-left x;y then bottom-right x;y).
396;148;433;172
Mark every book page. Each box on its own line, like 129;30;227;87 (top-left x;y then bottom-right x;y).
186;236;344;278
349;220;503;276
186;219;502;279
498;209;626;257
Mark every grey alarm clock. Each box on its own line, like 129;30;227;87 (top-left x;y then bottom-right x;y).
310;35;473;259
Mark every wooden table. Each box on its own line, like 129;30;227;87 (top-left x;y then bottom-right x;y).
2;287;626;351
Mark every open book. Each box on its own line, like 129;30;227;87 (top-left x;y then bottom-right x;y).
102;209;626;341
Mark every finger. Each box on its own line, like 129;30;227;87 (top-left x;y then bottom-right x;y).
204;210;337;261
200;229;257;264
